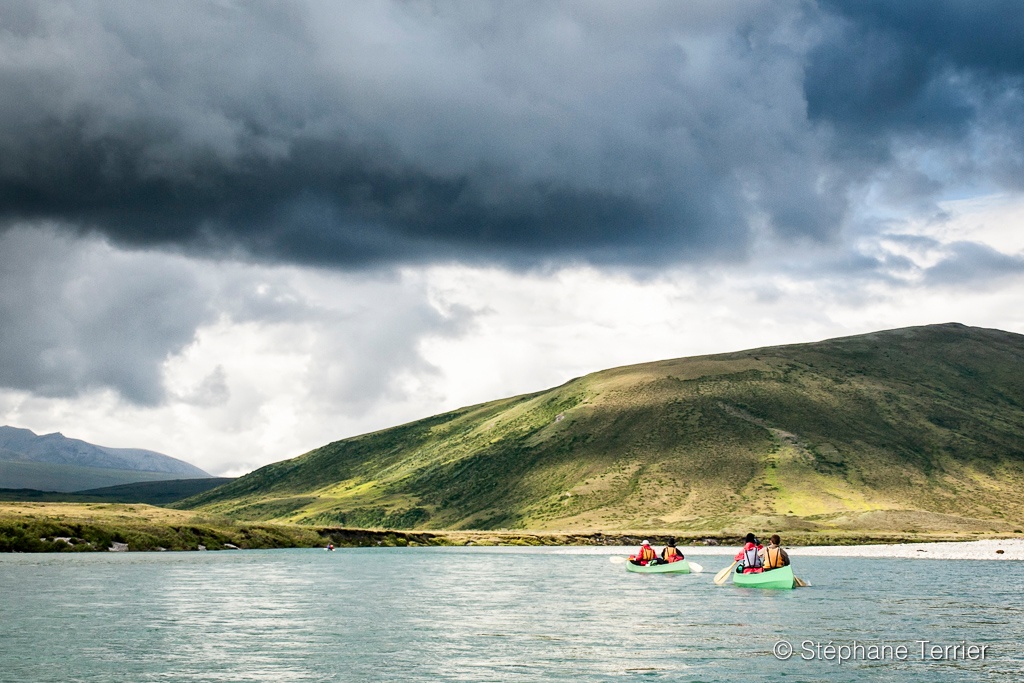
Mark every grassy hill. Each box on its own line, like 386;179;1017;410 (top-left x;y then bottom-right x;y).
180;324;1024;536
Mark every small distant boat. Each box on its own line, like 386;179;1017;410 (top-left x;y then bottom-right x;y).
626;560;691;574
733;565;794;589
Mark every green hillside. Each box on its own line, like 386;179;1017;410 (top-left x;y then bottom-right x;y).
180;324;1024;536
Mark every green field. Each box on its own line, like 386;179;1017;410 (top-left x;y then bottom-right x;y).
0;502;312;552
178;324;1024;537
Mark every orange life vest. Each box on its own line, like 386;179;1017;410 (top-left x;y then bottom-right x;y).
764;546;785;569
638;545;657;561
663;546;682;561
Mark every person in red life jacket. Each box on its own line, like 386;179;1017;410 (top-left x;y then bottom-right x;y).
661;537;685;563
629;540;659;565
759;534;790;571
734;533;764;573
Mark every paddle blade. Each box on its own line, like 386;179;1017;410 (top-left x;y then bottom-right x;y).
713;560;739;585
609;556;627;564
688;561;704;574
794;576;811;587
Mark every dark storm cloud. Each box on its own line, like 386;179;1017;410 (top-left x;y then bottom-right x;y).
1;1;1022;269
0;0;846;268
807;1;1024;164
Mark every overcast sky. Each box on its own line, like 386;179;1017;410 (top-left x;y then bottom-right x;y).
2;1;1023;475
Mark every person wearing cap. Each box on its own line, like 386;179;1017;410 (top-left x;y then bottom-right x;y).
734;533;764;573
661;537;685;563
629;539;659;565
759;534;790;571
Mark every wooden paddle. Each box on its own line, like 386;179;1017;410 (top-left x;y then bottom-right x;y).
608;556;627;564
687;561;704;574
713;560;739;585
794;576;810;587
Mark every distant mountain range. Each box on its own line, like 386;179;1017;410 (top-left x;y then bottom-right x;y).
181;323;1024;536
0;427;211;492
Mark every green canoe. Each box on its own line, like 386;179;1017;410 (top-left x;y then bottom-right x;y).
626;560;691;574
732;565;794;589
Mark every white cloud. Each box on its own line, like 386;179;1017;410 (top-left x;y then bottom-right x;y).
912;194;1024;255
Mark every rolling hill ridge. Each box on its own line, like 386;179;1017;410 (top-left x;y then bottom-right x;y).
181;323;1024;536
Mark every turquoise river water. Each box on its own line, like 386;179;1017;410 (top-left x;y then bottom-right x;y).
1;547;1022;682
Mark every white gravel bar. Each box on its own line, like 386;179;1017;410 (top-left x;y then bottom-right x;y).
788;538;1024;561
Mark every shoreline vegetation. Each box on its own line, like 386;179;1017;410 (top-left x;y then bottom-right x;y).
1;503;1020;554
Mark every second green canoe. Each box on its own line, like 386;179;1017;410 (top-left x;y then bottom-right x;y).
626;560;691;574
732;565;794;589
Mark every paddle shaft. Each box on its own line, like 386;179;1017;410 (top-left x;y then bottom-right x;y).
713;560;739;584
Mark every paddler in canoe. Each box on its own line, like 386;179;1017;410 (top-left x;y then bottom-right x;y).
734;533;764;573
661;537;685;563
628;539;660;566
759;534;790;571
715;532;803;587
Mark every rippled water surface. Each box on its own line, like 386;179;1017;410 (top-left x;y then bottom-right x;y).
1;547;1022;682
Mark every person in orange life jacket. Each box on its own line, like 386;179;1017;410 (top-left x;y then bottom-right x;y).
629;540;660;565
661;537;684;563
734;533;764;573
759;534;790;571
